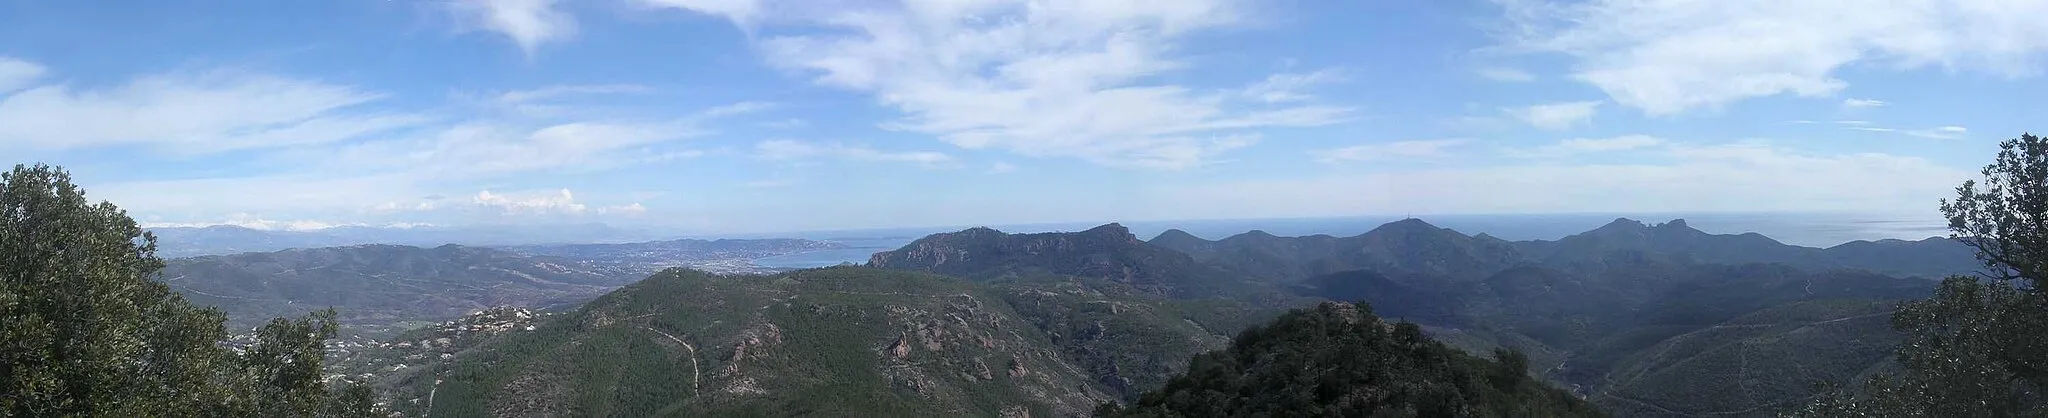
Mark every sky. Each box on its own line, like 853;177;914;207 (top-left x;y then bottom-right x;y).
1;0;2044;234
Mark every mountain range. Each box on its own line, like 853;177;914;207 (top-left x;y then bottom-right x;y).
164;216;1981;417
1153;217;1977;281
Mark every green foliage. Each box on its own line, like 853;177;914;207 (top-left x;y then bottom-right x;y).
992;275;1266;400
396;267;1127;417
1789;133;2048;416
1590;299;1904;416
0;163;379;417
1103;302;1605;418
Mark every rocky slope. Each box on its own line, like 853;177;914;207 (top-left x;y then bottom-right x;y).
390;267;1131;417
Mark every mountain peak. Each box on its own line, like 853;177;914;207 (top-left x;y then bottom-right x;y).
1082;222;1127;234
1599;217;1647;230
1079;223;1137;243
1150;229;1204;242
1368;218;1441;235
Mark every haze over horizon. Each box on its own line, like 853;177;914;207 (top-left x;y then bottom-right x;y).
5;0;2041;233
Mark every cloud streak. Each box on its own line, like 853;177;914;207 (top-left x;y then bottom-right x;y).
0;69;422;153
1172;141;1969;216
651;0;1352;170
451;0;576;54
1499;0;2048;114
755;139;955;166
1318;139;1471;163
1506;100;1601;130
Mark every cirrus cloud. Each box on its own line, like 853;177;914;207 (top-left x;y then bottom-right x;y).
647;0;1353;170
1497;0;2048;115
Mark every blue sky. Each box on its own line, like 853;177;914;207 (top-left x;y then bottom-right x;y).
1;0;2043;233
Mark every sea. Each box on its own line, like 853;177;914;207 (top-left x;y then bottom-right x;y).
737;212;1951;269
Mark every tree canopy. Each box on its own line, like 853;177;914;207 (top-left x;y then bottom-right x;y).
1097;301;1604;418
0;163;377;417
1790;134;2048;417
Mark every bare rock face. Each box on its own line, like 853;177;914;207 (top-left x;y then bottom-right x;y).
1007;357;1029;378
886;335;912;359
973;359;995;381
725;323;784;376
918;322;947;352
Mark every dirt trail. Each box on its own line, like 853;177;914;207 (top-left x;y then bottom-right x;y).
642;326;701;391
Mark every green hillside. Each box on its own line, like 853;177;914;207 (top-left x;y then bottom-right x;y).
1589;300;1904;417
1102;302;1606;417
385;267;1205;417
866;223;1274;299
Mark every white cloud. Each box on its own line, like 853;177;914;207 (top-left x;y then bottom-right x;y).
319;101;752;178
987;161;1017;174
1498;0;2048;115
1843;98;1888;108
89;174;426;219
0;57;45;94
372;201;441;212
1908;126;1969;139
634;0;765;24
141;213;341;231
1242;69;1344;103
596;202;647;215
0;70;421;153
1506;100;1601;130
1848;124;1968;140
325;122;694;177
761;118;807;129
364;188;644;218
652;0;1351;170
451;0;575;54
140;216;437;231
741;179;795;188
695;101;775;118
1168;141;1969;216
1836;120;1871;126
473;189;587;215
1513;135;1666;158
1319;139;1470;163
1475;67;1536;82
755;139;954;166
496;84;652;103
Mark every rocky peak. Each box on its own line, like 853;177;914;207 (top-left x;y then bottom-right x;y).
1594;217;1649;233
1657;218;1691;230
1078;223;1137;243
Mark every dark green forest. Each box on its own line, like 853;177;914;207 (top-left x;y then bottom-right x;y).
1099;302;1605;417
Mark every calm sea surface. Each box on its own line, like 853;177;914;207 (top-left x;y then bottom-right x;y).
738;212;1950;269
